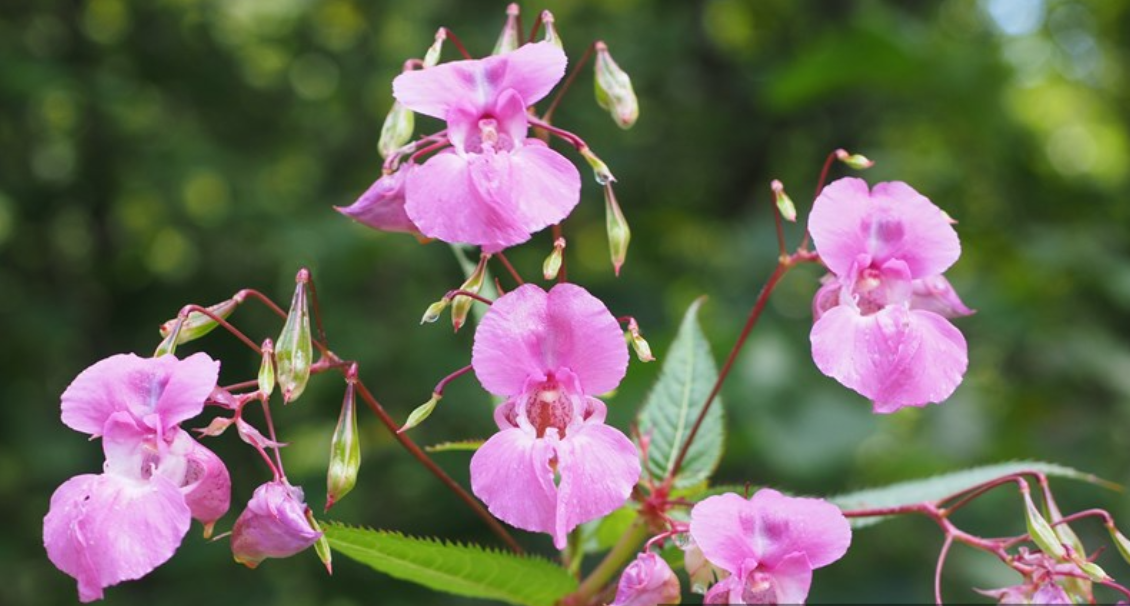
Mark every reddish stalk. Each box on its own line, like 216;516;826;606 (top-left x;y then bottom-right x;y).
433;364;474;396
542;42;595;124
441;27;473;60
494;251;525;286
553;224;568;283
445;289;495;306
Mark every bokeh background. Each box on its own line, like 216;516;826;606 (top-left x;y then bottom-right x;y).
3;0;1130;603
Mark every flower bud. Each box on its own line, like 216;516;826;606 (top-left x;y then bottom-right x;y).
770;179;797;223
682;539;721;595
420;298;449;324
604;184;630;276
399;393;441;434
594;41;639;129
378;101;415;160
626;318;655;363
580;146;616;185
423;28;445;68
540;10;563;49
159;298;239;345
1110;526;1130;567
452;254;489;332
835;148;874;170
326;372;360;511
492;3;521;55
610;552;680;606
258;339;276;398
1023;486;1066;560
543;237;566;280
231;480;322;568
306;509;333;574
276;271;313;403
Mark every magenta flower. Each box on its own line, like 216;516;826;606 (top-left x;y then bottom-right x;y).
689;489;851;604
610;552;681;606
469;283;640;549
44;353;230;602
808;177;972;413
392;42;581;251
231;480;321;568
336;165;421;237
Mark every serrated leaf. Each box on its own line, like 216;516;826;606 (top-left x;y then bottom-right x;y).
832;461;1115;529
637;297;724;488
325;524;576;606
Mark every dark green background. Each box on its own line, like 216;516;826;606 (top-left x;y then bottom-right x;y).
3;0;1130;603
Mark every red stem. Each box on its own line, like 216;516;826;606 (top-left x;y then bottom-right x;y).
553;224;567;283
494;251;525;286
433;364;474;397
542;42;595;123
445;289;495;306
441;28;473;60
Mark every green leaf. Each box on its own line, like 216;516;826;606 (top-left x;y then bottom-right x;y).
325;524;577;606
637;297;724;488
832;461;1116;529
424;439;484;453
580;504;638;554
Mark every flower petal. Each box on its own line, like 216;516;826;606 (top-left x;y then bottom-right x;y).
473;284;552;396
469;427;558;538
763;552;814;604
911;274;975;318
153;353;219;430
336;168;419;235
393;42;567;119
505;144;582;247
690;493;761;573
405;150;531;249
611;552;682;606
554;422;640;550
809;178;960;279
746;489;851;570
811;305;968;413
44;473;191;603
231;481;320;568
170;430;231;530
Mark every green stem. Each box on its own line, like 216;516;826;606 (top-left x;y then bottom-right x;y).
566;519;650;606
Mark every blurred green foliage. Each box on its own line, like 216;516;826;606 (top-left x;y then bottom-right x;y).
3;0;1130;604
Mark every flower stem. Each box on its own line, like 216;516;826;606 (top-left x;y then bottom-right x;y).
543;41;595;124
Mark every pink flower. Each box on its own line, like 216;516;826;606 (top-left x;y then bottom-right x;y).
469;283;640;549
231;480;321;568
611;552;681;606
808;178;972;413
44;353;230;602
336;165;421;237
689;489;851;605
392;42;581;251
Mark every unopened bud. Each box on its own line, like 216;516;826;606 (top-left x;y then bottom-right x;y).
492;3;521;55
1109;525;1130;567
159;299;239;345
326;370;361;511
306;510;333;574
258;339;276;398
452;254;489;332
604;184;630;276
1073;557;1107;581
153;325;180;358
1023;486;1066;559
399;393;441;434
835;148;874;170
770;179;797;223
594;41;639;129
423;28;445;68
231;481;321;568
276;271;313;403
543;237;566;280
580;146;616;185
378;101;415;160
420;298;449;324
540;10;563;49
626;318;655;363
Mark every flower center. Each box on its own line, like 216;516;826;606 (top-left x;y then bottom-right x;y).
525;380;574;438
463;117;516;155
741;570;779;605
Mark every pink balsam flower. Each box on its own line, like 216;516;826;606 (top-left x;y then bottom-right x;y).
689;489;851;605
231;480;321;568
808;177;972;413
336;165;421;237
44;353;230;602
611;551;682;606
392;42;581;251
469;283;640;549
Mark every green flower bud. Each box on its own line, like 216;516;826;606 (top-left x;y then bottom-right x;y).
594;41;638;129
492;3;521;55
543;237;566;280
626;318;655;363
399;392;441;434
423;28;445;68
420;298;449;324
326;373;360;511
304;510;333;574
580;146;616;185
452;254;489;332
540;10;563;49
158;298;239;345
1023;486;1066;559
835;148;874;170
771;179;797;223
604;184;630;276
276;271;313;404
378;101;415;160
258;339;276;398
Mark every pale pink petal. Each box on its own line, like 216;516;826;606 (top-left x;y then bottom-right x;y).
44;473;191;603
611;552;682;606
335;168;419;235
469;428;558;538
495;89;531;148
153;352;220;430
745;489;851;570
472;284;552;396
169;430;231;530
100;412;153;481
811;305;967;413
763;552;814;604
691;493;762;573
911;274;975;318
61;353;153;436
554;423;641;549
542;284;627;395
809;178;960;278
811;277;842;322
704;576;739;604
405;150;531;248
506;144;582;246
393;42;566;119
231;481;320;568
